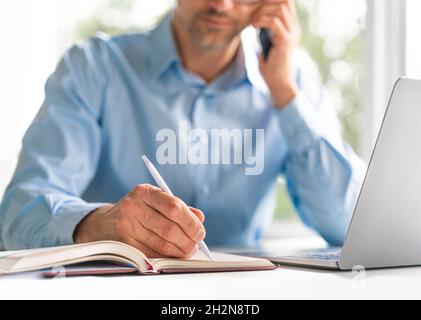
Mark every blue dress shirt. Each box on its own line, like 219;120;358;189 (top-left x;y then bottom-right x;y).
0;13;366;250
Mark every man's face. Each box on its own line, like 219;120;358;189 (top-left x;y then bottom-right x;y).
175;0;260;51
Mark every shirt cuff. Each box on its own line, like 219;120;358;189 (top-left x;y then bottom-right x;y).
277;93;323;153
50;202;108;246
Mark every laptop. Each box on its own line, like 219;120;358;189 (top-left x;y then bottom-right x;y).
250;78;421;270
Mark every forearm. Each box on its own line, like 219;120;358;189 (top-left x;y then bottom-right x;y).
73;204;116;244
284;141;366;245
0;183;106;250
279;94;366;246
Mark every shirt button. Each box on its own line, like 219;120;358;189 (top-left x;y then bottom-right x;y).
202;185;210;195
286;127;296;136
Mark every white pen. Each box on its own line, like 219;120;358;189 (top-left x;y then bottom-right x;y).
141;155;213;260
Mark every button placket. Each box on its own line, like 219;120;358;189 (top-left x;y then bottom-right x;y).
190;89;208;204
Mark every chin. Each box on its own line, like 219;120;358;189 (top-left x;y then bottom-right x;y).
196;33;236;50
197;39;231;51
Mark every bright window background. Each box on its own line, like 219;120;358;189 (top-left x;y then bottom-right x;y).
0;0;367;222
406;0;421;78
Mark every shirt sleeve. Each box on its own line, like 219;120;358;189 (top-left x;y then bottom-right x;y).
278;54;367;246
0;37;110;250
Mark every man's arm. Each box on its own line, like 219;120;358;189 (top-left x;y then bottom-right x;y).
0;36;206;256
278;61;366;246
253;0;366;245
0;38;109;250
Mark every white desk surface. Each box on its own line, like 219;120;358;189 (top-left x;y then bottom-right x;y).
1;236;421;300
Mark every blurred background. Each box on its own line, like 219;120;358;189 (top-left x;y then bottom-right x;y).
0;0;420;230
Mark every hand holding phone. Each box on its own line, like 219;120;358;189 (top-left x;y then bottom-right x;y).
253;0;301;108
259;28;273;61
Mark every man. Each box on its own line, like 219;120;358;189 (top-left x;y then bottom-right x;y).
0;0;366;257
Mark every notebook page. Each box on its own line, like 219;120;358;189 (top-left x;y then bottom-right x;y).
187;251;266;262
149;251;275;270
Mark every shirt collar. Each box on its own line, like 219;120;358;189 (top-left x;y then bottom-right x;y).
148;12;269;94
148;11;180;80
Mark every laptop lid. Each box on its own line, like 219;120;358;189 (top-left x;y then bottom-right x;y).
339;78;421;270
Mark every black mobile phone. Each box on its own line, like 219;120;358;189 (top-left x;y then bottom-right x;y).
259;28;273;60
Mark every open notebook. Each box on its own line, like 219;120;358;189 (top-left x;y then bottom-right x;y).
0;241;277;276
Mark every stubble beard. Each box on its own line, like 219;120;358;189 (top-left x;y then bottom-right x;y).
183;9;242;52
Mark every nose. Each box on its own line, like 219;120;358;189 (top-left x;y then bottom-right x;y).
207;0;235;11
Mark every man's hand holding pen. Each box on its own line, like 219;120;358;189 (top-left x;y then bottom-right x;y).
73;184;206;259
